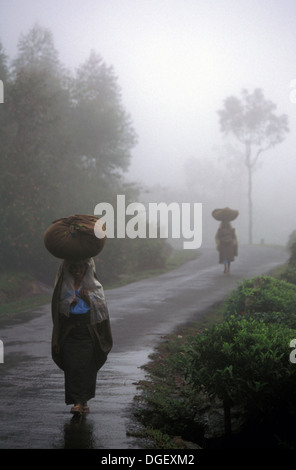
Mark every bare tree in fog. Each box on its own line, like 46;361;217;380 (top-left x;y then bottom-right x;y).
218;88;289;244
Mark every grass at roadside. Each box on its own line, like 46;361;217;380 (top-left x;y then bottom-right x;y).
0;270;52;317
0;249;199;317
0;294;52;317
104;249;199;289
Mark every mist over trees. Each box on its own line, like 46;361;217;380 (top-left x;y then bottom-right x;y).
0;24;169;283
1;25;291;285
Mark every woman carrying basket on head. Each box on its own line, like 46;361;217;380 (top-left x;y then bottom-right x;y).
212;207;238;274
45;215;112;415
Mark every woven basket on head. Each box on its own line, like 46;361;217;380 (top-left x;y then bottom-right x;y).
212;207;239;222
44;214;106;261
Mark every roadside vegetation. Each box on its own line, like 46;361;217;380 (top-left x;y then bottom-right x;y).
0;271;52;316
132;236;296;449
0;248;198;317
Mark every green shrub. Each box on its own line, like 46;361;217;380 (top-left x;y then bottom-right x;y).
187;317;296;420
280;265;296;285
135;272;296;446
135;336;204;439
276;229;296;283
223;276;296;328
288;242;296;266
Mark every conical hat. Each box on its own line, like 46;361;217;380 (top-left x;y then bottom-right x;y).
212;207;239;222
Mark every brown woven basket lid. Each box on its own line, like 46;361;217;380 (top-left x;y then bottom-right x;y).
212;207;239;222
44;214;106;260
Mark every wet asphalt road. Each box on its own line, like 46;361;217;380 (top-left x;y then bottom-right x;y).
0;245;288;449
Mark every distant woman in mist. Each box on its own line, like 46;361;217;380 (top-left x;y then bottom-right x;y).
215;220;238;274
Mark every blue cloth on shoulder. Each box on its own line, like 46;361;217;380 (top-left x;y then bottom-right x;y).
70;289;90;314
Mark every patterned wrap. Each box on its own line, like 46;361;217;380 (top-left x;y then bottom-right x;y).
56;258;109;324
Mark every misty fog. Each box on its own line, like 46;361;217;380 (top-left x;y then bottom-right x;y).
1;0;296;251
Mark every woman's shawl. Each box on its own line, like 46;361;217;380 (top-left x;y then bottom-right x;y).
215;222;238;249
51;258;113;371
58;258;109;324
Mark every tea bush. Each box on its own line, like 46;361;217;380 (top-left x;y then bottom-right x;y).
223;276;296;328
134;272;296;447
135;336;205;439
278;236;296;284
187;317;296;420
280;265;296;285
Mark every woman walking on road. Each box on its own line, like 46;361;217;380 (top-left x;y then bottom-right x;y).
212;207;238;274
51;258;112;415
215;220;238;273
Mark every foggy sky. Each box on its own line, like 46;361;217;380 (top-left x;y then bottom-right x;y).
1;0;296;245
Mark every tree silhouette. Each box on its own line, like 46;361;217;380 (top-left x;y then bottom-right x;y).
0;25;138;277
218;88;289;244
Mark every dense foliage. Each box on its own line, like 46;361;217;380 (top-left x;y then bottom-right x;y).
187;317;296;419
135;265;296;448
223;275;296;328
